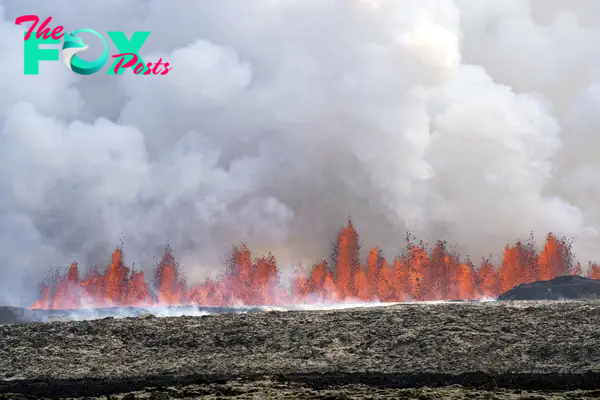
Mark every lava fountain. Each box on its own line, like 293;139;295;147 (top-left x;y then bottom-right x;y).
32;220;600;310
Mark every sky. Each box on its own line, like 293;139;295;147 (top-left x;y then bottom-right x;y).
1;0;600;305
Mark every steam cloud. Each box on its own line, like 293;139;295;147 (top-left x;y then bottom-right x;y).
1;0;600;305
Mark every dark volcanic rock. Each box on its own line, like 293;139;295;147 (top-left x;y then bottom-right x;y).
2;382;598;400
2;301;600;398
0;306;34;325
498;275;600;300
0;305;266;325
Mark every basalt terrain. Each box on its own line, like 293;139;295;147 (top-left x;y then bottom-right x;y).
2;301;600;399
0;305;267;325
498;275;600;300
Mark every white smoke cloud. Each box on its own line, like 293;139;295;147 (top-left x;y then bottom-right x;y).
1;0;599;305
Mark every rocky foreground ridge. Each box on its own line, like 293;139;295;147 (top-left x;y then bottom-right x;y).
1;301;600;398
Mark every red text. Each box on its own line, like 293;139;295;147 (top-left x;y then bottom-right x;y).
112;53;172;75
15;15;64;41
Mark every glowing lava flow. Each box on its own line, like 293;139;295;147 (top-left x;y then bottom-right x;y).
32;221;600;309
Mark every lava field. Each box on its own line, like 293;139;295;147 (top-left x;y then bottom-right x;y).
2;301;600;399
30;221;600;311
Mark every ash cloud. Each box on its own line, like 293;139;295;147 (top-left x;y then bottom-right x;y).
1;0;599;305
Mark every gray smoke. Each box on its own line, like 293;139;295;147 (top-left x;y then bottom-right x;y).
1;0;599;305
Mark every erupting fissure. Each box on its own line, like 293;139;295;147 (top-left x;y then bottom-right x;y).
32;221;600;309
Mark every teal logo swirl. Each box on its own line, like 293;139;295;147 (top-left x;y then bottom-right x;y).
62;29;108;75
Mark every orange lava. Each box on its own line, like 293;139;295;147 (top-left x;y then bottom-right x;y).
31;221;598;309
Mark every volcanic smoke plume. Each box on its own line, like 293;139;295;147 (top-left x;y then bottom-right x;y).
32;221;600;309
2;1;600;306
